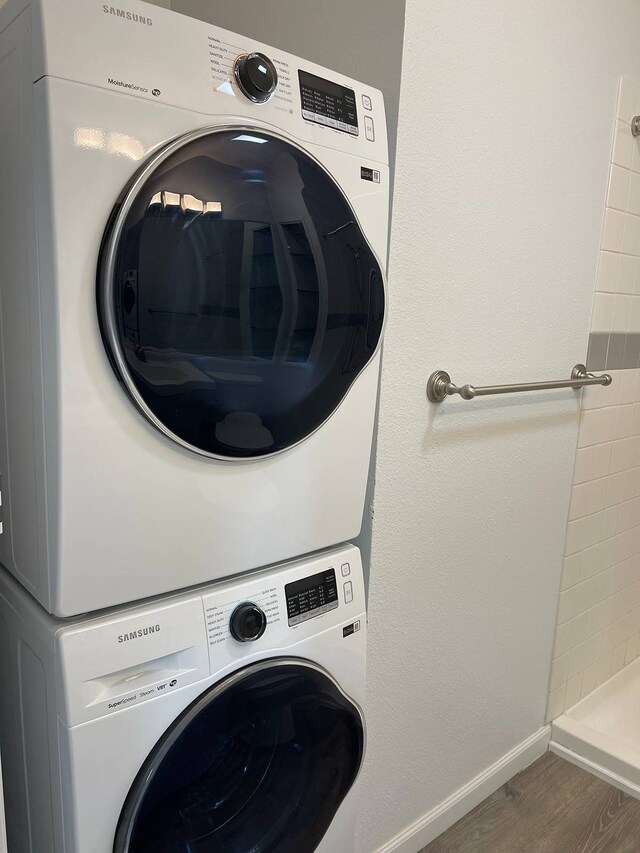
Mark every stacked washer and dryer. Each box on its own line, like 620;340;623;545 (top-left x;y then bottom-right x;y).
0;0;388;850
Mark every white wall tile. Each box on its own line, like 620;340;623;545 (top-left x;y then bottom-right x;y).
606;371;623;407
626;632;639;663
554;620;574;658
546;684;566;723
596;651;613;687
565;516;592;555
599;407;618;443
560;553;582;591
565;673;583;709
582;381;608;410
619;369;637;403
549;652;570;691
573;608;596;644
606;471;624;506
615;404;633;439
588;477;608;514
585;545;604;579
614;120;633;169
617;78;640;123
627;170;640;215
557;583;586;622
608;163;631;210
596;568;613;602
591;292;615;332
628;434;640;466
573;446;596;484
632;135;640;174
610;439;629;473
622;213;640;255
578;409;602;446
598;250;621;293
629;296;640;330
622;468;637;500
618;254;637;294
617;498;633;532
602;207;626;252
613;294;633;331
581;661;598;698
601;504;619;539
569;481;591;520
594;442;613;479
612;642;627;674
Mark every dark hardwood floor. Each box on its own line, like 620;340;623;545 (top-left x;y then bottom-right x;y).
422;752;640;853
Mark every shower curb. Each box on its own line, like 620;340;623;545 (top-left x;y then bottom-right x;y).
550;740;640;801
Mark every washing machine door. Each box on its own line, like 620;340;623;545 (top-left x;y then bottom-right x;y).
113;659;364;853
98;127;385;459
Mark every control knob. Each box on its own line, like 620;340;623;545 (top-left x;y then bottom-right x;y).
233;52;278;103
230;602;267;642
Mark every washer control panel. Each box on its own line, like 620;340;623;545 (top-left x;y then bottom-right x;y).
56;545;364;725
285;568;339;626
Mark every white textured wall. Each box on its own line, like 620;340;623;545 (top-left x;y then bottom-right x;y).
357;2;640;852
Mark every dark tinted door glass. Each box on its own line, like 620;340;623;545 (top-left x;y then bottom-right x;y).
99;129;384;458
113;662;364;853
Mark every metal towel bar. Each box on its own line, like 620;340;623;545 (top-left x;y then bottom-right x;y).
426;364;612;403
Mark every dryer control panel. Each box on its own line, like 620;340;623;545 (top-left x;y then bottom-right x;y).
285;568;339;625
33;0;388;166
298;70;359;135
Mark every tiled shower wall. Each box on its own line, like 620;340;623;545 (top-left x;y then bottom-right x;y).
547;78;640;720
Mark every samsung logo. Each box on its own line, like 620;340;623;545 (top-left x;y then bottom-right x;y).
102;5;153;25
118;624;161;643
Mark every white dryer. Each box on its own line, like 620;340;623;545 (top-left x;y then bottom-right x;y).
0;544;366;852
0;0;388;615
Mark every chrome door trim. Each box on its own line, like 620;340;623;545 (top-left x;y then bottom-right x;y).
97;122;387;462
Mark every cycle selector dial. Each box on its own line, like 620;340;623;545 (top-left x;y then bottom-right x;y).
230;603;267;642
234;52;278;103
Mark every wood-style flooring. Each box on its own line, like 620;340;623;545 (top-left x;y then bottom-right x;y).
421;752;640;853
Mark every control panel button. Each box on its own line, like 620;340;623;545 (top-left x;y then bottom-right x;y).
362;94;372;110
341;563;351;577
233;52;278;104
364;115;375;142
229;602;267;642
343;581;353;604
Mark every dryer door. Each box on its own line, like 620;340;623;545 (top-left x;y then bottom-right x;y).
113;660;364;853
98;127;385;459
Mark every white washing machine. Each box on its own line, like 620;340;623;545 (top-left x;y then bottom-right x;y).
0;0;388;616
0;543;366;852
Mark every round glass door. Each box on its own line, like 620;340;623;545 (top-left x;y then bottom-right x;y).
98;127;385;459
113;660;365;853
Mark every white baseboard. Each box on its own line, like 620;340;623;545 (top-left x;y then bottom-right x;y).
374;726;551;853
549;741;640;801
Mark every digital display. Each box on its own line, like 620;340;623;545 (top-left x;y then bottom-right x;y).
285;568;339;626
299;70;359;136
